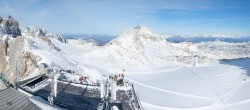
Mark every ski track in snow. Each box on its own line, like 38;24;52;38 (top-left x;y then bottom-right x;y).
125;77;214;100
183;66;224;103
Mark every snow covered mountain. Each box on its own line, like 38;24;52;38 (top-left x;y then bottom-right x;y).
0;23;246;82
171;40;250;60
1;18;249;80
78;25;218;71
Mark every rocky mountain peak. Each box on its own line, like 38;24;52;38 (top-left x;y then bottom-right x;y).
7;15;14;21
0;17;3;23
109;25;162;47
22;26;47;36
133;25;153;34
0;15;21;37
22;26;67;43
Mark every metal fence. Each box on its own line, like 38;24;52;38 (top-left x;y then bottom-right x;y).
131;84;143;110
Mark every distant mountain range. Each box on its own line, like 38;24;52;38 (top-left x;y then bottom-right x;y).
63;33;250;46
166;35;250;43
63;34;117;46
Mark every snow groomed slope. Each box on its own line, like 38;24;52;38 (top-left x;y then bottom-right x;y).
124;63;249;110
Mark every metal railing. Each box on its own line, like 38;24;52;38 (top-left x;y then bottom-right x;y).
19;74;46;87
30;78;49;89
131;84;143;110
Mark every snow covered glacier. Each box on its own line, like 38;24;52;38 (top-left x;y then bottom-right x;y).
1;22;250;110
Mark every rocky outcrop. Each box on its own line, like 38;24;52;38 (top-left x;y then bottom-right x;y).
0;36;41;83
22;26;67;43
0;38;7;73
0;16;21;37
0;16;66;83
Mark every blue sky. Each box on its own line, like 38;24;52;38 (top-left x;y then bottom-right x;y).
0;0;250;36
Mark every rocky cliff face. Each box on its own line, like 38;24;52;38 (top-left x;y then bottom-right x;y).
0;16;21;37
0;36;41;83
0;16;52;83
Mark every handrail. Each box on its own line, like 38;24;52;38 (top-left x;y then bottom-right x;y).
58;79;99;87
131;84;143;110
30;78;49;89
19;74;45;87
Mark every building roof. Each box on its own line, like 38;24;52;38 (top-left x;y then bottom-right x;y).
0;88;41;110
34;81;101;110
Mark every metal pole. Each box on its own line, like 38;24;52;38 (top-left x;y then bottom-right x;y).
15;55;19;90
111;81;116;100
48;68;58;106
